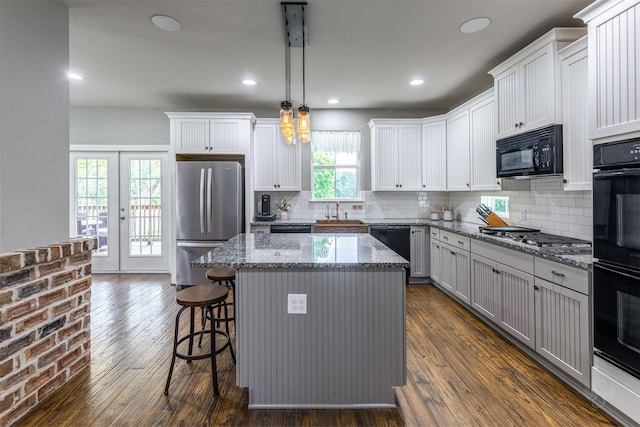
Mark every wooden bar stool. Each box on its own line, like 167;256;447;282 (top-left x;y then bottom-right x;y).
164;284;235;397
205;267;236;325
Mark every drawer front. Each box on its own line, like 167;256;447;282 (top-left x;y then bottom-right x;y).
534;257;590;295
471;239;534;275
430;228;440;240
440;231;470;251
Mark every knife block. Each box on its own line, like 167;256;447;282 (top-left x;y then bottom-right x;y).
486;213;509;227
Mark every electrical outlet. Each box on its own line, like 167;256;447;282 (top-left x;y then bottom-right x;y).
287;294;307;314
352;204;363;210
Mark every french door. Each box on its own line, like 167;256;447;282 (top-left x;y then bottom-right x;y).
70;152;169;272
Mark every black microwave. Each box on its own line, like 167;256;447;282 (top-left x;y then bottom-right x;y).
496;125;563;178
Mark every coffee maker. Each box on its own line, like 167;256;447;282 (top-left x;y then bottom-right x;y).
256;194;275;221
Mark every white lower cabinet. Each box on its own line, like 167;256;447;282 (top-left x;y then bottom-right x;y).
435;232;591;388
534;258;591;387
410;226;429;277
470;251;535;349
440;242;470;305
429;228;441;284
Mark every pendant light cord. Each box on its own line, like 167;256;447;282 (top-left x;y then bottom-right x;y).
302;10;306;106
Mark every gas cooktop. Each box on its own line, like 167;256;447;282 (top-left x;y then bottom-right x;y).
479;226;592;251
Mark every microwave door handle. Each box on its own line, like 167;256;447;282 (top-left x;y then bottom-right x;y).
595;263;640;283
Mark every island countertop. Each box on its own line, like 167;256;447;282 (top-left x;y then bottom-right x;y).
191;232;410;269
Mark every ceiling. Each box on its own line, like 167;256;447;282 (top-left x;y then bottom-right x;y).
65;0;592;113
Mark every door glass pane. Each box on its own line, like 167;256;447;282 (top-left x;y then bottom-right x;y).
128;159;163;256
74;158;109;256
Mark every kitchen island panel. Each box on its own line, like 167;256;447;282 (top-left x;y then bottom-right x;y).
236;267;406;408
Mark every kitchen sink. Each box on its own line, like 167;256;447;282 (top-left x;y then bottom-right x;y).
313;220;369;233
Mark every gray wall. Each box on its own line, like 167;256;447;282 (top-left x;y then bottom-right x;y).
0;1;69;252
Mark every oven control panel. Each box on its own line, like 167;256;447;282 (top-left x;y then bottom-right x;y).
594;137;640;167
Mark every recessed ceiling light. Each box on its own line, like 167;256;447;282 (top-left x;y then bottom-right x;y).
151;14;182;32
242;79;257;86
409;79;424;86
327;98;340;104
459;17;491;34
67;72;83;80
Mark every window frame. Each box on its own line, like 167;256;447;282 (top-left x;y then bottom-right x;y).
310;131;362;202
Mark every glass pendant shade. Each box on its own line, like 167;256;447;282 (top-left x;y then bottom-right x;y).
280;100;293;133
298;105;311;144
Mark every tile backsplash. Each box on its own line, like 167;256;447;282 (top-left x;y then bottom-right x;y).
449;177;592;241
255;177;593;241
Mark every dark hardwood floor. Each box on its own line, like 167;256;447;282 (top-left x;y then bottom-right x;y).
16;273;616;426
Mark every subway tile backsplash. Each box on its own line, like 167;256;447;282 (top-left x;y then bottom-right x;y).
449;177;592;241
257;177;592;241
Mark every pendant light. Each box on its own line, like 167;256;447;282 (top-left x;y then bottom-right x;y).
297;7;310;144
279;28;295;145
280;2;309;145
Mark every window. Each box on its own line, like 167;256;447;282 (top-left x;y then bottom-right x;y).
311;131;360;200
481;195;510;218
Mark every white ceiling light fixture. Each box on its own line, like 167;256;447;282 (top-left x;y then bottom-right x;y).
409;79;424;86
459;17;491;34
327;98;340;105
242;79;257;86
67;72;83;80
151;14;182;32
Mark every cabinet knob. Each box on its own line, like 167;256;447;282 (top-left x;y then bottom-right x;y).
497;181;500;185
534;285;540;291
466;183;470;187
562;179;567;184
450;251;455;255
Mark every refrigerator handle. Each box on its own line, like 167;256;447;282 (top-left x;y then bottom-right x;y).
207;168;213;233
199;168;206;233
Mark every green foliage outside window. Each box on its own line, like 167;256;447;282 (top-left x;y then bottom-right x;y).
312;151;358;200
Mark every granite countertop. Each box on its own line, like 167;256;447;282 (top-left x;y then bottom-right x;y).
252;217;593;269
192;233;411;269
425;220;593;270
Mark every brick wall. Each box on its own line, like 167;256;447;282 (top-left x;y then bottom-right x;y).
0;238;96;426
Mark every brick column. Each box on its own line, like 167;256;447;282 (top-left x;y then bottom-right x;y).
0;238;96;426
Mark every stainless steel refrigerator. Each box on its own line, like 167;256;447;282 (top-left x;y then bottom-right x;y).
175;161;243;286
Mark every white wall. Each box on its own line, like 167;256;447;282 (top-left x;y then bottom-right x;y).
0;0;70;252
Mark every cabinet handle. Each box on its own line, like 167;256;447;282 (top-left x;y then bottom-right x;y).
443;235;449;240
551;270;565;277
534;285;540;291
457;240;464;245
450;251;455;255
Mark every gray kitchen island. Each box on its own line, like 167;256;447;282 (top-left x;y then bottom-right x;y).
192;232;409;408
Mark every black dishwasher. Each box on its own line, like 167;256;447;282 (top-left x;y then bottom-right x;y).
270;224;312;233
369;225;411;260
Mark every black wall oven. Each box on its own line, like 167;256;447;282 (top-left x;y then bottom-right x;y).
593;137;640;380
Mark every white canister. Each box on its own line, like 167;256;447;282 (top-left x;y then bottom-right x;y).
443;210;454;221
430;212;440;220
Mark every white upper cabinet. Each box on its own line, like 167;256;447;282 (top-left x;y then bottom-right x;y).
576;0;640;140
469;93;501;191
445;89;498;192
167;113;255;155
422;118;447;191
253;119;301;191
369;120;422;191
489;28;587;139
559;36;591;191
446;109;471;191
